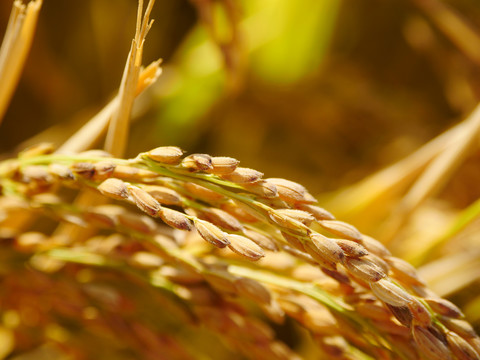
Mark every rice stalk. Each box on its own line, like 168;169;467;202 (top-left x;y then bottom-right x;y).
1;145;478;359
0;0;42;124
104;0;158;157
409;197;480;266
322;116;468;229
0;1;479;359
53;0;161;243
381;102;480;242
412;0;480;65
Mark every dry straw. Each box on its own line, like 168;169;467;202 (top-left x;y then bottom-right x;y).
0;0;479;359
0;0;42;123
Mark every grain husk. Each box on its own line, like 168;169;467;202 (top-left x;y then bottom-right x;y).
194;219;230;248
128;185;162;216
97;178;129;200
412;325;452;360
159;207;193;231
147;146;184;164
221;167;263;184
227;234;265;260
370;278;414;307
207;156;239;175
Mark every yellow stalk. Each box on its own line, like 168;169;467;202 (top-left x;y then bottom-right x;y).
413;0;480;65
52;1;160;242
104;0;156;157
323;113;466;224
418;251;480;297
381;103;480;242
0;0;42;125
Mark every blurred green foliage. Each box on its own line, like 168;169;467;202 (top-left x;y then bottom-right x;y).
246;0;340;84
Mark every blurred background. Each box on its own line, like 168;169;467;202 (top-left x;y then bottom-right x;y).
2;0;480;338
2;0;479;194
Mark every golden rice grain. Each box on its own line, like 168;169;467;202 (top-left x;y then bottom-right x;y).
344;257;386;283
281;231;306;251
303;242;338;270
268;210;308;235
128;185;162;216
355;301;392;321
446;331;480;360
241;180;278;198
83;209;117;228
296;204;335;220
159;207;193;231
424;298;463;318
318;220;363;242
468;337;480;356
78;150;112;158
202;208;244;231
408;298;432;327
142;185;183;206
370;278;413;307
92;161;116;181
181;154;213;171
361;234;392;257
275;209;315;226
412;325;452;360
147;146;184;164
22;165;53;183
386;256;426;286
366;253;390;274
385;303;413;326
227;234;265;260
70;162;95;179
302;309;339;335
243;229;279;251
309;233;345;264
372;319;410;336
207;156;240;175
221;200;261;223
194;219;230;248
48;164;74;180
266;178;316;204
319;336;349;358
221;167;263;184
117;212;158;234
335;239;368;258
440;318;478;339
97;178;129;200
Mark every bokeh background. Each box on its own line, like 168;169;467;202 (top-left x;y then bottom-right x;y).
2;0;479;194
2;0;480;342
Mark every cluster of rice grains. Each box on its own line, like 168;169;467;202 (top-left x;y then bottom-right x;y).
0;145;479;360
